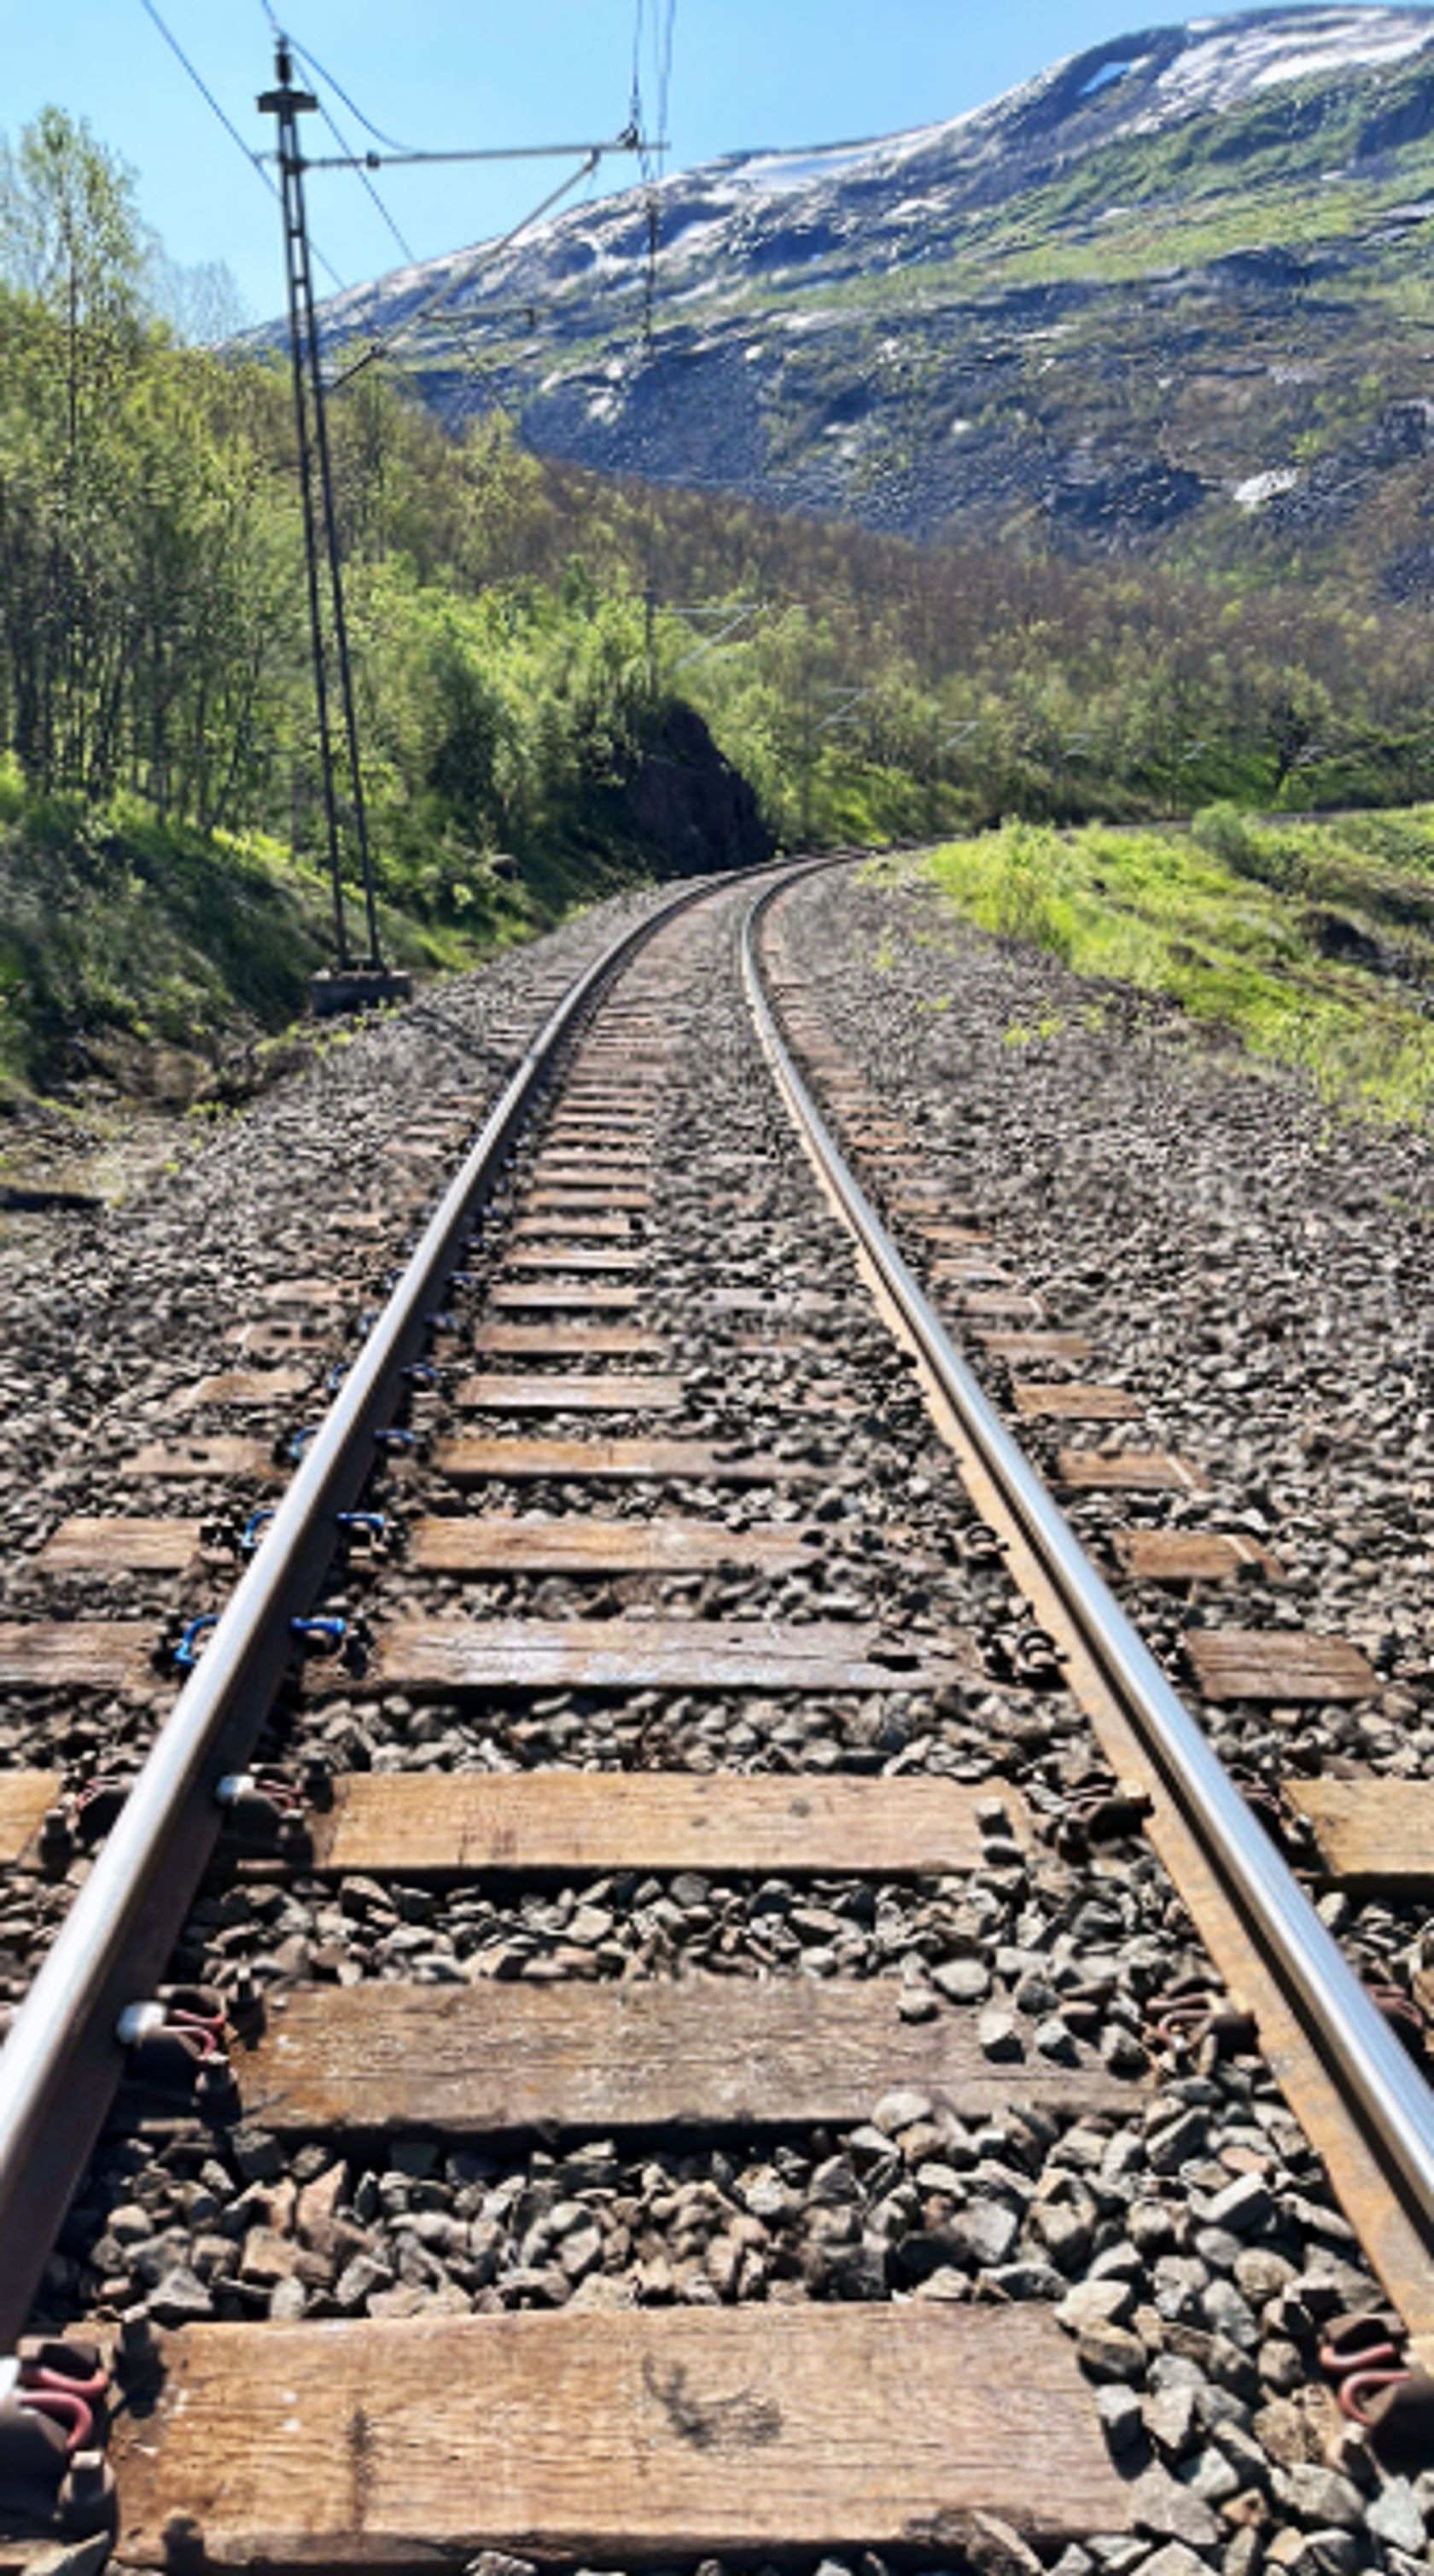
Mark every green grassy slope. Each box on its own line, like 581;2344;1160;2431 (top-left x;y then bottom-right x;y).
914;804;1434;1121
0;773;561;1109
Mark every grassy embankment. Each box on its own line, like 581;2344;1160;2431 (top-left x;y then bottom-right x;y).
0;764;600;1117
917;806;1434;1123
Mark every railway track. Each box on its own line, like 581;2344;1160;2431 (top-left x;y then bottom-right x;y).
0;860;1429;2571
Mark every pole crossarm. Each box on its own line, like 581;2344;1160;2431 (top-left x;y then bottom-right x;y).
294;136;664;172
816;685;877;734
665;604;767;678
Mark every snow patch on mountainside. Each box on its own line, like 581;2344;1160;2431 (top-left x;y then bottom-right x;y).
1234;467;1301;508
279;10;1434;360
1151;9;1434;115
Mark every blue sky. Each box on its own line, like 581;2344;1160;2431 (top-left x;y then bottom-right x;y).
4;2;1361;318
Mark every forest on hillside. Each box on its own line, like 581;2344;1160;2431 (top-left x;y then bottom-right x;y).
7;106;1434;929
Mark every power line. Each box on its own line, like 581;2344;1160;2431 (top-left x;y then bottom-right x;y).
137;0;346;290
656;0;678;181
334;143;417;271
139;0;277;204
665;603;767;678
295;52;418;270
255;3;416;261
329;150;602;393
262;9;423;155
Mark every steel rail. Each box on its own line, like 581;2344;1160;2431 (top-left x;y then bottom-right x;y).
741;874;1434;2243
0;866;766;2352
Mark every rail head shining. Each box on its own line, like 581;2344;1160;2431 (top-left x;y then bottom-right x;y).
741;874;1434;2247
0;865;772;2352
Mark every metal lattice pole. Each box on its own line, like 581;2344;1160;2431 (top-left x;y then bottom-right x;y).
260;41;383;969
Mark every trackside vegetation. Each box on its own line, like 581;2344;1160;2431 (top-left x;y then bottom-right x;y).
2;109;1434;1115
920;808;1434;1122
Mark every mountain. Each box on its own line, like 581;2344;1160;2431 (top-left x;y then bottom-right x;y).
299;8;1434;586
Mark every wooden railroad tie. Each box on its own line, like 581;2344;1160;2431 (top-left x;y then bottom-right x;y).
34;1518;208;1576
254;1278;351;1311
498;1249;647;1274
539;1134;649;1157
122;1437;277;1483
230;1978;1131;2135
929;1258;1015;1287
1185;1630;1378;1705
0;1611;959;1709
228;1318;331;1359
33;1507;834;1581
1010;1384;1143;1424
296;1770;1031;1877
507;1215;633;1240
981;1331;1093;1366
471;1324;667;1356
523;1188;651;1213
1056;1448;1209;1495
452;1374;685;1413
1285;1776;1434;1891
355;1619;974;1699
1110;1529;1285;1584
708;1286;831;1315
551;1104;664;1119
111;2306;1130;2566
175;1369;312;1409
435;1437;821;1484
525;1174;651;1198
407;1516;815;1576
885;1192;983;1221
487;1285;644;1312
15;1751;1434;1907
949;1290;1048;1323
528;1149;651;1170
0;1764;1018;1881
380;1136;453;1165
0;1772;61;1862
542;1107;651;1124
0;1623;164;1695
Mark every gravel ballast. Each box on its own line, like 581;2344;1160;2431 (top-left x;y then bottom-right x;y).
5;869;1431;2573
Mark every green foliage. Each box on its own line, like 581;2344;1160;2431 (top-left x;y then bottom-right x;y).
989;823;1076;959
9;99;1434;881
924;810;1434;1122
0;784;473;1099
0;105;145;335
8;98;1434;1104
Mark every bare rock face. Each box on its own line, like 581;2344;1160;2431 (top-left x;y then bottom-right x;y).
630;703;773;877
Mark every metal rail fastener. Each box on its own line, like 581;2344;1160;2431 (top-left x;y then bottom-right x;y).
741;875;1434;2246
0;864;773;2354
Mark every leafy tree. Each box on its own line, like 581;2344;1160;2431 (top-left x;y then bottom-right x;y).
0;107;145;459
144;249;249;347
9;101;1434;903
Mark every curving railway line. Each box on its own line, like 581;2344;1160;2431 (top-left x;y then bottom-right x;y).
0;859;1427;2570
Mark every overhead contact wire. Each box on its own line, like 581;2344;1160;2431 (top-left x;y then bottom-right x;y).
302;65;418;271
329;151;601;392
139;0;346;289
